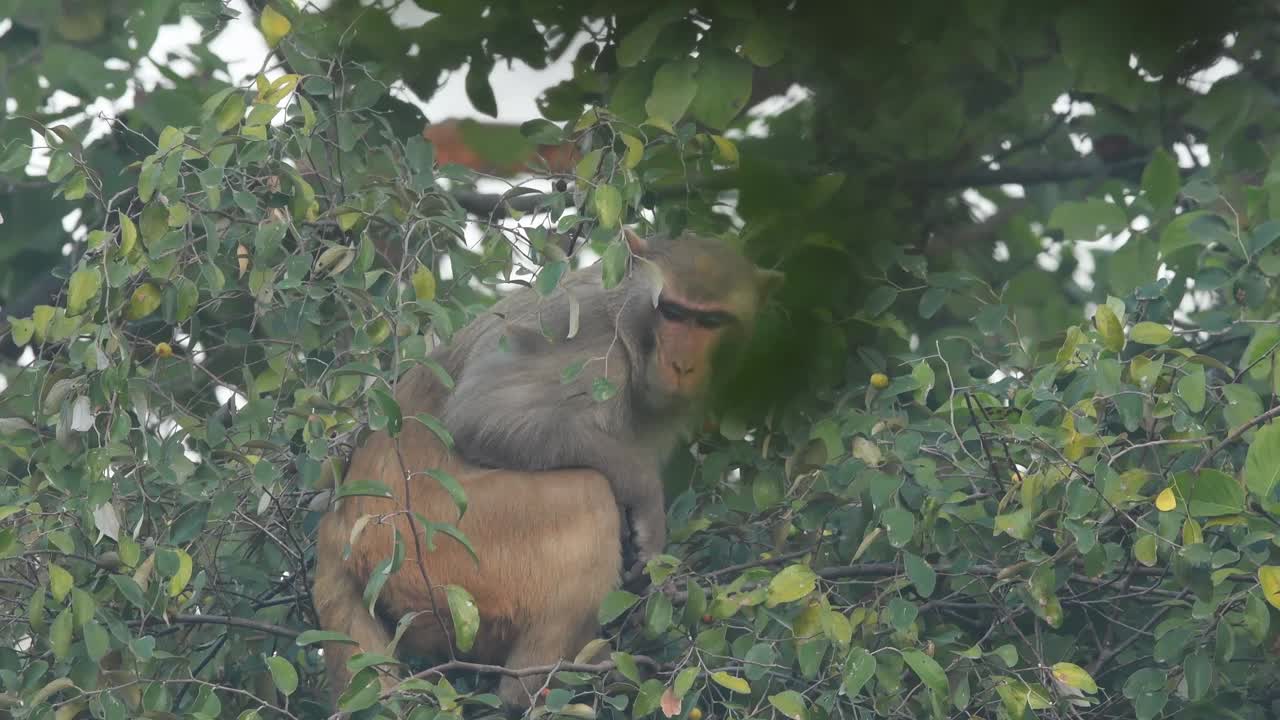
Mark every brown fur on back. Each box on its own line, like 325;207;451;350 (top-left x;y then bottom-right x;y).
313;362;621;706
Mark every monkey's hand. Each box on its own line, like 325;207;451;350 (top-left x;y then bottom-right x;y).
624;494;668;565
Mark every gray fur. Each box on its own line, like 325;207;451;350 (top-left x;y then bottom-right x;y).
437;234;769;563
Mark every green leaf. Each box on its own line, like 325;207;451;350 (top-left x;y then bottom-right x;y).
1094;305;1125;352
602;240;630;289
645;592;673;635
1244;422;1280;502
645;59;698;126
592;377;618;402
295;630;358;646
1223;384;1263;434
633;679;665;716
903;552;936;597
1134;533;1158;566
881;507;915;548
1259;566;1280;608
67;268;102;317
84;621;109;661
864;286;898;317
1172;469;1245;517
616;8;683;67
411;413;454;450
1141;148;1180;214
369;387;403;436
49;563;73;603
1130;321;1173;345
994;508;1033;540
918;287;947;319
171;277;199;322
912;360;935;406
126;283;163;321
1051;662;1097;694
598;590;641;624
265;656;298;696
768;690;807;720
710;671;751;694
428;469;467;519
1183;652;1212;701
465;54;498;118
743;16;787;66
593;184;623;229
902;649;949;696
519;118;562;144
536;260;567;296
445;585;479;652
611;651;642;683
690;50;753;130
334;480;393;500
766;564;818;607
1048;199;1128;241
50;607;73;661
1177;363;1206;412
842;647;876;696
166;548;192;597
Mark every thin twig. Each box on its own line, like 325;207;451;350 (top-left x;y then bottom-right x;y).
129;613;298;639
1193;404;1280;472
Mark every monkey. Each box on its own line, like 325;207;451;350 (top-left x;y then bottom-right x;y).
313;227;780;709
438;228;783;567
313;365;622;709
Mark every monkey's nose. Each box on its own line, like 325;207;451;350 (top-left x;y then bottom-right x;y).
671;361;694;377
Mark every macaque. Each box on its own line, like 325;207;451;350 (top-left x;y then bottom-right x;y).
313;228;780;709
313;366;621;708
439;228;783;564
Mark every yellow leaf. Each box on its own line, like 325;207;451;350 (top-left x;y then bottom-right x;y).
766;564;818;607
118;211;138;258
1155;487;1177;511
710;671;750;694
643;116;676;134
1259;566;1280;609
167;549;192;597
412;264;437;302
1094;305;1124;353
259;5;292;48
1050;662;1098;694
1181;518;1203;545
620;134;645;169
709;134;739;166
125;283;162;321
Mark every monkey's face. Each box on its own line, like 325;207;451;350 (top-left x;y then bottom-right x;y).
644;293;737;405
625;228;784;411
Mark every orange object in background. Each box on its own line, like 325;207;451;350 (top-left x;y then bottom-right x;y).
423;119;581;177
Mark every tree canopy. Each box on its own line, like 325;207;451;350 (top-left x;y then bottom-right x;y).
3;1;1280;719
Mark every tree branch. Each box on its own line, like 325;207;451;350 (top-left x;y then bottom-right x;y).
1193;403;1280;472
130;613;300;639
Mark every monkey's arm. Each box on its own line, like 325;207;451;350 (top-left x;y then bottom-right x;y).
565;435;667;563
442;380;667;560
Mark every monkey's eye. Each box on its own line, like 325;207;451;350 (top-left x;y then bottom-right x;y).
657;299;692;323
694;311;734;329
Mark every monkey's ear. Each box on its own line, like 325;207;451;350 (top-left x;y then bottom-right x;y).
755;268;785;299
623;227;650;256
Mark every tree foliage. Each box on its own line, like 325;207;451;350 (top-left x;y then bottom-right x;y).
4;1;1280;719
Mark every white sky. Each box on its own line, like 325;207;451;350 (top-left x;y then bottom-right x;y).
150;0;576;125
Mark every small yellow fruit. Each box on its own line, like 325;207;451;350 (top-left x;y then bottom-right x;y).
689;708;704;720
870;372;890;389
154;342;173;358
